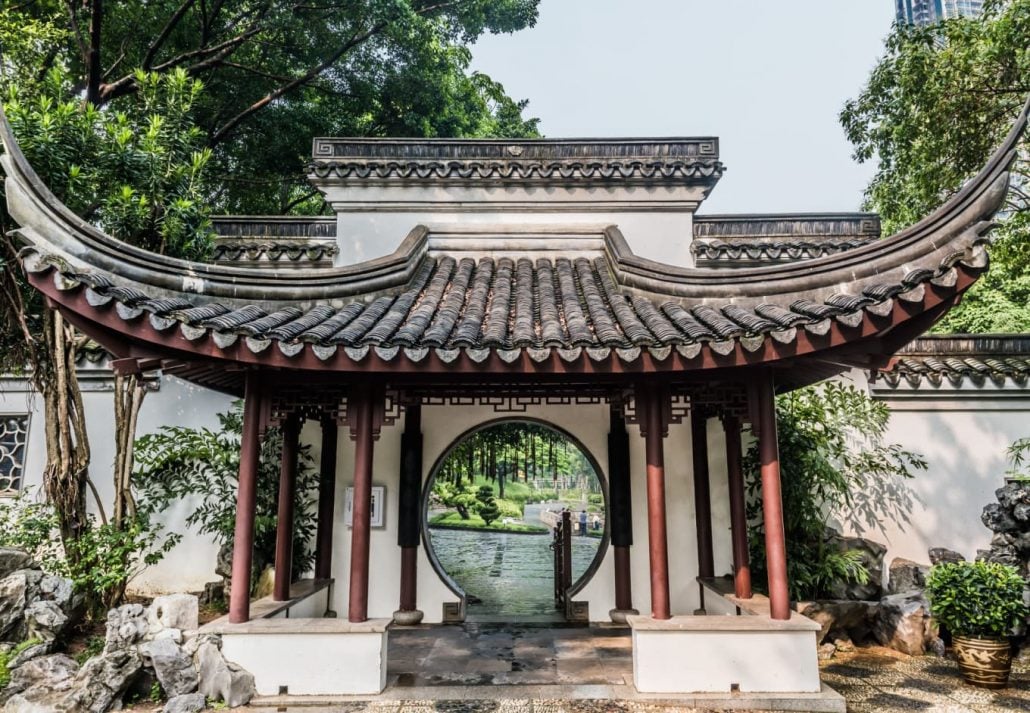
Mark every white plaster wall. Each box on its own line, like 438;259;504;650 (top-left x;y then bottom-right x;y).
3;374;233;595
333;210;695;267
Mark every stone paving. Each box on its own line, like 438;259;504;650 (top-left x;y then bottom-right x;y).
254;627;1030;712
428;528;600;616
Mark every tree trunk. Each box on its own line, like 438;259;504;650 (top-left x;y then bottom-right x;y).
40;311;92;563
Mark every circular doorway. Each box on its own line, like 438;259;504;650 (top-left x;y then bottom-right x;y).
422;418;609;620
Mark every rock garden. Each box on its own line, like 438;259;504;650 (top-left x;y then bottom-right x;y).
0;548;254;713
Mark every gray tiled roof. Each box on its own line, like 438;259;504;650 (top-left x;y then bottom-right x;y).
875;336;1030;388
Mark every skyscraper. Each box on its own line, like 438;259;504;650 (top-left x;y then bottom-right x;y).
895;0;983;26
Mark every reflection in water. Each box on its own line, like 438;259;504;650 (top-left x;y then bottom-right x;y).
430;527;600;615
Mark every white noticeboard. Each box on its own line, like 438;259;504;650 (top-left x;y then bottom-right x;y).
344;485;385;528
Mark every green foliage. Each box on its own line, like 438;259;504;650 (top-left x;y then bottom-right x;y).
494;498;524;520
133;403;318;584
149;681;163;703
74;636;105;665
428;511;547;534
0;639;41;690
1005;436;1030;482
744;383;927;600
432;481;479;520
927;561;1028;638
475;485;501;526
7;1;541;214
0;488;177;612
587;494;603;506
2;66;214;260
841;0;1030;332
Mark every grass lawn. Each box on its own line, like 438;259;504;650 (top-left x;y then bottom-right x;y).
429;511;549;534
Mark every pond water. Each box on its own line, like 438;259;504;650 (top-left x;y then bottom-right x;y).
429;527;601;616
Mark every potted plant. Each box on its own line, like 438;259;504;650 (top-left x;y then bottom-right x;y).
926;560;1028;688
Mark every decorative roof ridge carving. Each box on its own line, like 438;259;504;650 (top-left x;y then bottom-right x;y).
1;98;1026;312
312;137;720;160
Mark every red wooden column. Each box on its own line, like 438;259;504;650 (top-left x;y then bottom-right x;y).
395;402;423;624
756;373;790;620
229;372;264;623
273;413;301;602
639;385;671;620
348;386;381;623
690;411;715;604
315;416;339;581
722;414;752;599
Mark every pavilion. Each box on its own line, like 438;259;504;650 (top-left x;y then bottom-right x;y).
1;98;1026;701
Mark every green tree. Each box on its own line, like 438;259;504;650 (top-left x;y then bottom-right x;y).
15;0;541;214
0;9;216;570
840;0;1030;332
133;403;319;588
475;484;500;526
744;383;927;600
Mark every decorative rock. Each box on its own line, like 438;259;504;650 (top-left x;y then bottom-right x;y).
874;591;937;656
144;637;198;697
196;642;255;708
928;547;965;565
149;594;199;633
825;532;887;600
25;600;68;641
74;648;144;713
0;655;79;711
182;632;220;659
888;557;930;594
798;600;877;645
38;575;75;615
7;640;52;669
201;581;224;606
252;567;275;600
0;549;33;580
0;572;28;640
104;603;148;652
928;636;946;657
833;637;855;653
164;692;207;713
981;502;1019;534
154;627;184;645
817;642;836;660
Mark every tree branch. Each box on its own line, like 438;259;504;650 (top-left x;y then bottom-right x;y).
143;0;198;70
85;0;104;106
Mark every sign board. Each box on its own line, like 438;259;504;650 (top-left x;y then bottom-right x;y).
344;485;385;528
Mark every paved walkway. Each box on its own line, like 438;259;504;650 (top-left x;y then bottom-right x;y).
253;626;1030;712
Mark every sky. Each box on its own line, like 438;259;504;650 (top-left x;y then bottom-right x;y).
470;1;897;214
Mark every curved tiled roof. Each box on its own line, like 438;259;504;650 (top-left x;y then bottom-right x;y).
874;336;1030;389
1;99;1026;376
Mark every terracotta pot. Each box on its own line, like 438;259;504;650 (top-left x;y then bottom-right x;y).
952;635;1012;688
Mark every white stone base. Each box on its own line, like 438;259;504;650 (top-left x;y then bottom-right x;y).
214;618;391;695
629;614;821;694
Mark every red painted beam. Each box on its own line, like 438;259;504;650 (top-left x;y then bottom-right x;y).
273;413;300;602
229;373;263;623
756;373;790;620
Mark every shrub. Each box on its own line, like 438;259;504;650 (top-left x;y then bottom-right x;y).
587;494;603;505
926;561;1028;638
0;489;178;613
744;382;926;600
476;486;501;526
134;402;317;588
495;498;523;520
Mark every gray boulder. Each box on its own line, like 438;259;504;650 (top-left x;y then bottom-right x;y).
927;547;964;565
73;648;144;713
164;693;206;713
887;557;929;594
982;502;1019;534
7;640;53;670
143;637;198;697
104;603;148;653
825;532;887;601
0;653;79;707
0;572;28;641
149;594;199;634
798;600;877;645
25;600;68;642
874;591;939;656
0;550;33;580
38;575;74;613
196;642;255;708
